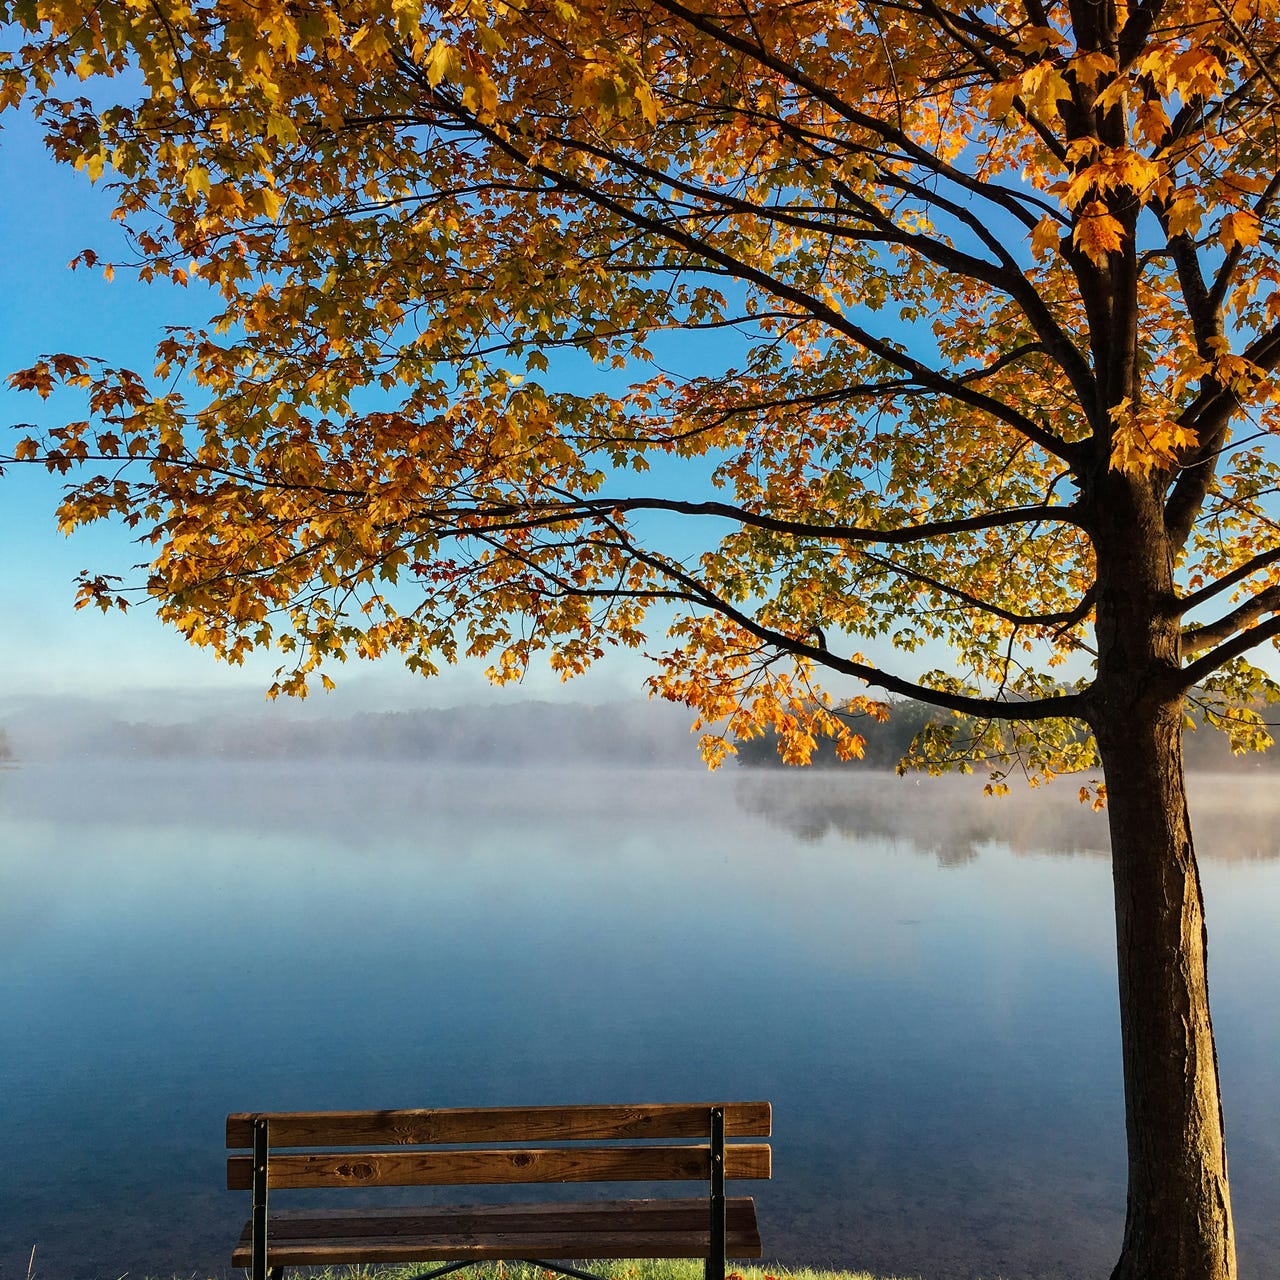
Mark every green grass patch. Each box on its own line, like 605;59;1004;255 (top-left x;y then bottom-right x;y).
283;1263;911;1280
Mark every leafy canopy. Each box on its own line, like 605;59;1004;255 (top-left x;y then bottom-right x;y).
4;0;1280;779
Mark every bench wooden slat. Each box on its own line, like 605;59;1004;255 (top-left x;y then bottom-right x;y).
232;1231;753;1266
255;1198;759;1238
227;1103;771;1149
227;1144;772;1190
230;1198;763;1267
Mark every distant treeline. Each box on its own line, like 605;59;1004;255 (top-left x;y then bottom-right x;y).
733;697;1278;773
75;700;698;766
5;694;1276;771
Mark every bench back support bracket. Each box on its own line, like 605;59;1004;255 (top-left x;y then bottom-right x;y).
251;1117;269;1280
707;1105;726;1280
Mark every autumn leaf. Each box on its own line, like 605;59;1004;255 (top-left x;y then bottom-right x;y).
1219;210;1261;250
1030;214;1063;260
425;38;461;87
1074;201;1125;266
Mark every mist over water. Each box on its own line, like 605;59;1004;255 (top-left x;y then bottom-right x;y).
739;767;1280;863
2;760;1277;1280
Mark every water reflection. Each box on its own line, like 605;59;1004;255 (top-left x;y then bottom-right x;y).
1;763;1277;1280
734;768;1280;863
6;761;1277;860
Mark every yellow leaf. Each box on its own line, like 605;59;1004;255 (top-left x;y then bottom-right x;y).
1074;201;1124;266
1020;63;1072;120
986;79;1018;119
350;23;391;61
1166;194;1203;239
1219;209;1260;250
1030;214;1063;260
265;113;299;144
270;14;301;60
1069;50;1115;88
1135;98;1170;147
426;39;462;87
461;66;499;119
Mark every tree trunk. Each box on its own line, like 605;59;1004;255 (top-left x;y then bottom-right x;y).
1094;700;1236;1280
1088;468;1237;1280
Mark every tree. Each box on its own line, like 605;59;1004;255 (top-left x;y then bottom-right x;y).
4;1;1280;1275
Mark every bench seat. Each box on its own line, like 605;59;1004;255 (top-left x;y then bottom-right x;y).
232;1197;764;1267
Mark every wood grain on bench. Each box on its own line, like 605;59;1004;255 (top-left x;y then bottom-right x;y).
228;1143;771;1189
227;1102;772;1148
231;1199;764;1266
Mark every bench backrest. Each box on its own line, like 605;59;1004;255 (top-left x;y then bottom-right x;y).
226;1102;772;1191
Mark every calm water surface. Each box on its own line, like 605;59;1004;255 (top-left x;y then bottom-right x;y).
1;763;1277;1280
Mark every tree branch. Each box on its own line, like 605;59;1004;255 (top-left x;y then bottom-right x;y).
647;0;1059;227
1165;325;1280;546
858;546;1096;628
564;495;1085;545
1179;546;1280;612
1180;614;1280;689
1183;583;1280;654
616;534;1087;721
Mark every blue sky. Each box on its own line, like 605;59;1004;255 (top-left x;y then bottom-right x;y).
0;100;1060;719
0;110;696;712
0;112;216;700
0;104;1025;721
0;102;851;718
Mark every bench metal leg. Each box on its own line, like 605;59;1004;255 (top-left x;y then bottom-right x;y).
408;1264;610;1280
406;1264;486;1280
706;1105;726;1280
526;1260;611;1280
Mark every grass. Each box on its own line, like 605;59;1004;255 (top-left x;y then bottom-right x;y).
284;1263;913;1280
37;1259;917;1280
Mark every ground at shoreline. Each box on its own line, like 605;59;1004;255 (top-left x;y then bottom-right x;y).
176;1263;910;1280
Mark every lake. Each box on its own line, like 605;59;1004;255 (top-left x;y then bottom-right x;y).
2;762;1277;1280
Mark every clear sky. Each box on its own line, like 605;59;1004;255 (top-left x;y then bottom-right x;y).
0;110;230;702
0;109;665;712
0;100;1071;720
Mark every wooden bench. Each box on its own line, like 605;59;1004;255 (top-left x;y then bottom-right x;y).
227;1102;771;1280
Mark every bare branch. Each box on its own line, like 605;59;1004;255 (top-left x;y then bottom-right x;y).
1180;614;1280;689
566;496;1085;546
1179;546;1280;612
1183;584;1280;654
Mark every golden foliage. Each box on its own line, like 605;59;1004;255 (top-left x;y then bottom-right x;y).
4;0;1280;777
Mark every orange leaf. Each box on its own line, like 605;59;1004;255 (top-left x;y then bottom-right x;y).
1073;201;1125;266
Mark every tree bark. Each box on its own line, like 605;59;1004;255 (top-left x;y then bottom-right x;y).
1095;703;1236;1280
1089;471;1237;1279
